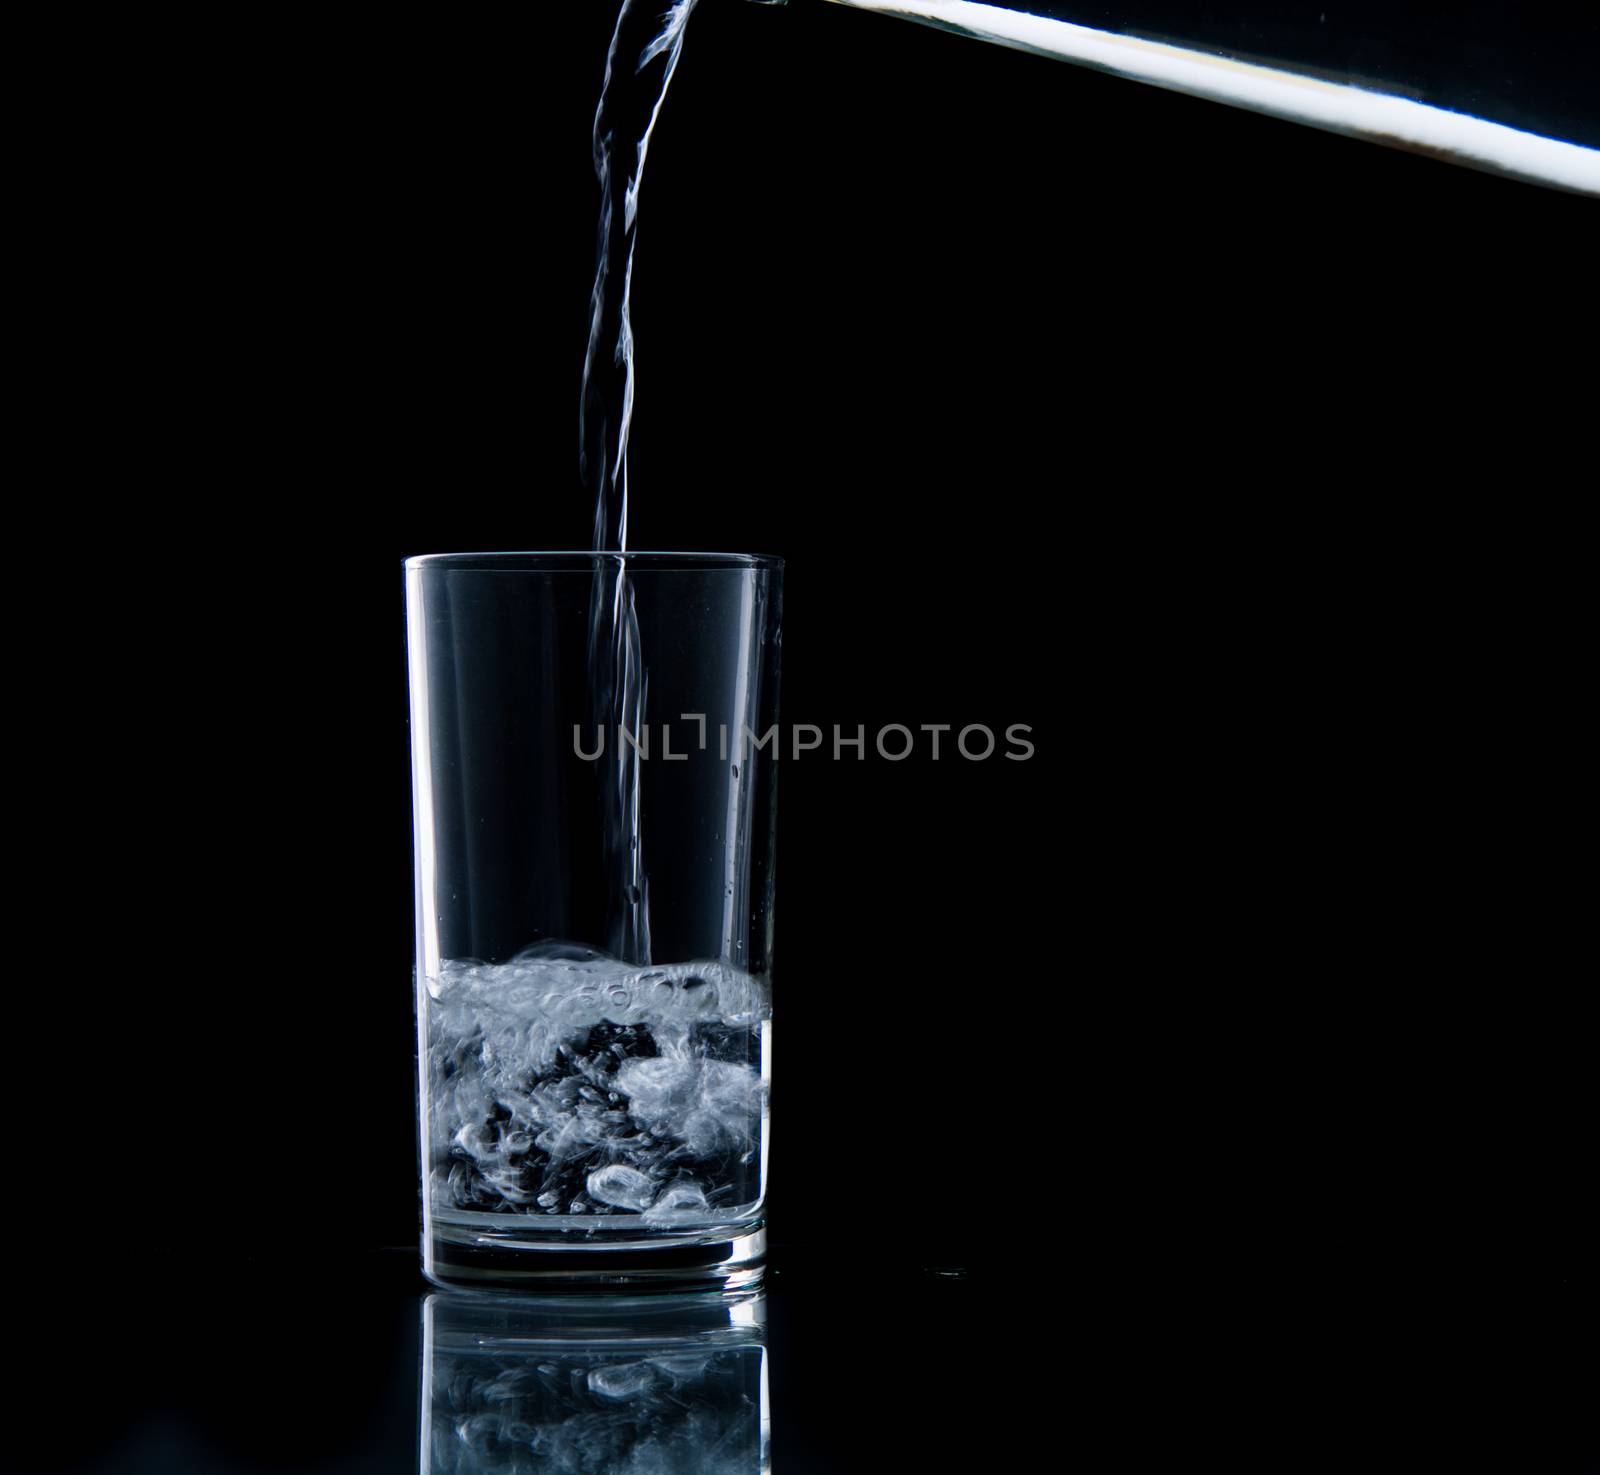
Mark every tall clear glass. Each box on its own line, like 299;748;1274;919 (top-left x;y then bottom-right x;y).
406;553;782;1291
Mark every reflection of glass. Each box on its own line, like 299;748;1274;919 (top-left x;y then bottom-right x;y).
422;1290;770;1474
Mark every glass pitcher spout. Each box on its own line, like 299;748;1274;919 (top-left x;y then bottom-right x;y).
817;0;1600;195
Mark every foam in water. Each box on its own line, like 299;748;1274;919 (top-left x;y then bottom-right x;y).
426;944;770;1224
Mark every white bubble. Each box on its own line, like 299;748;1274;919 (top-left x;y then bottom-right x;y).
587;1164;657;1211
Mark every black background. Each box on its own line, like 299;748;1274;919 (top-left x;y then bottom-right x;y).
14;2;1596;1471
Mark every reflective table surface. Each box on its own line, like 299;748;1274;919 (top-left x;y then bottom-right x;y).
12;1246;1597;1473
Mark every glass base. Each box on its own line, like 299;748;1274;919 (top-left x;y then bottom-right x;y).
424;1216;767;1294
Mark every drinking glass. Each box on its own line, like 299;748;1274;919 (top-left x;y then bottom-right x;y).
406;552;782;1290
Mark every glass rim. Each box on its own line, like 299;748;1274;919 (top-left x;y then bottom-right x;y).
405;550;783;572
